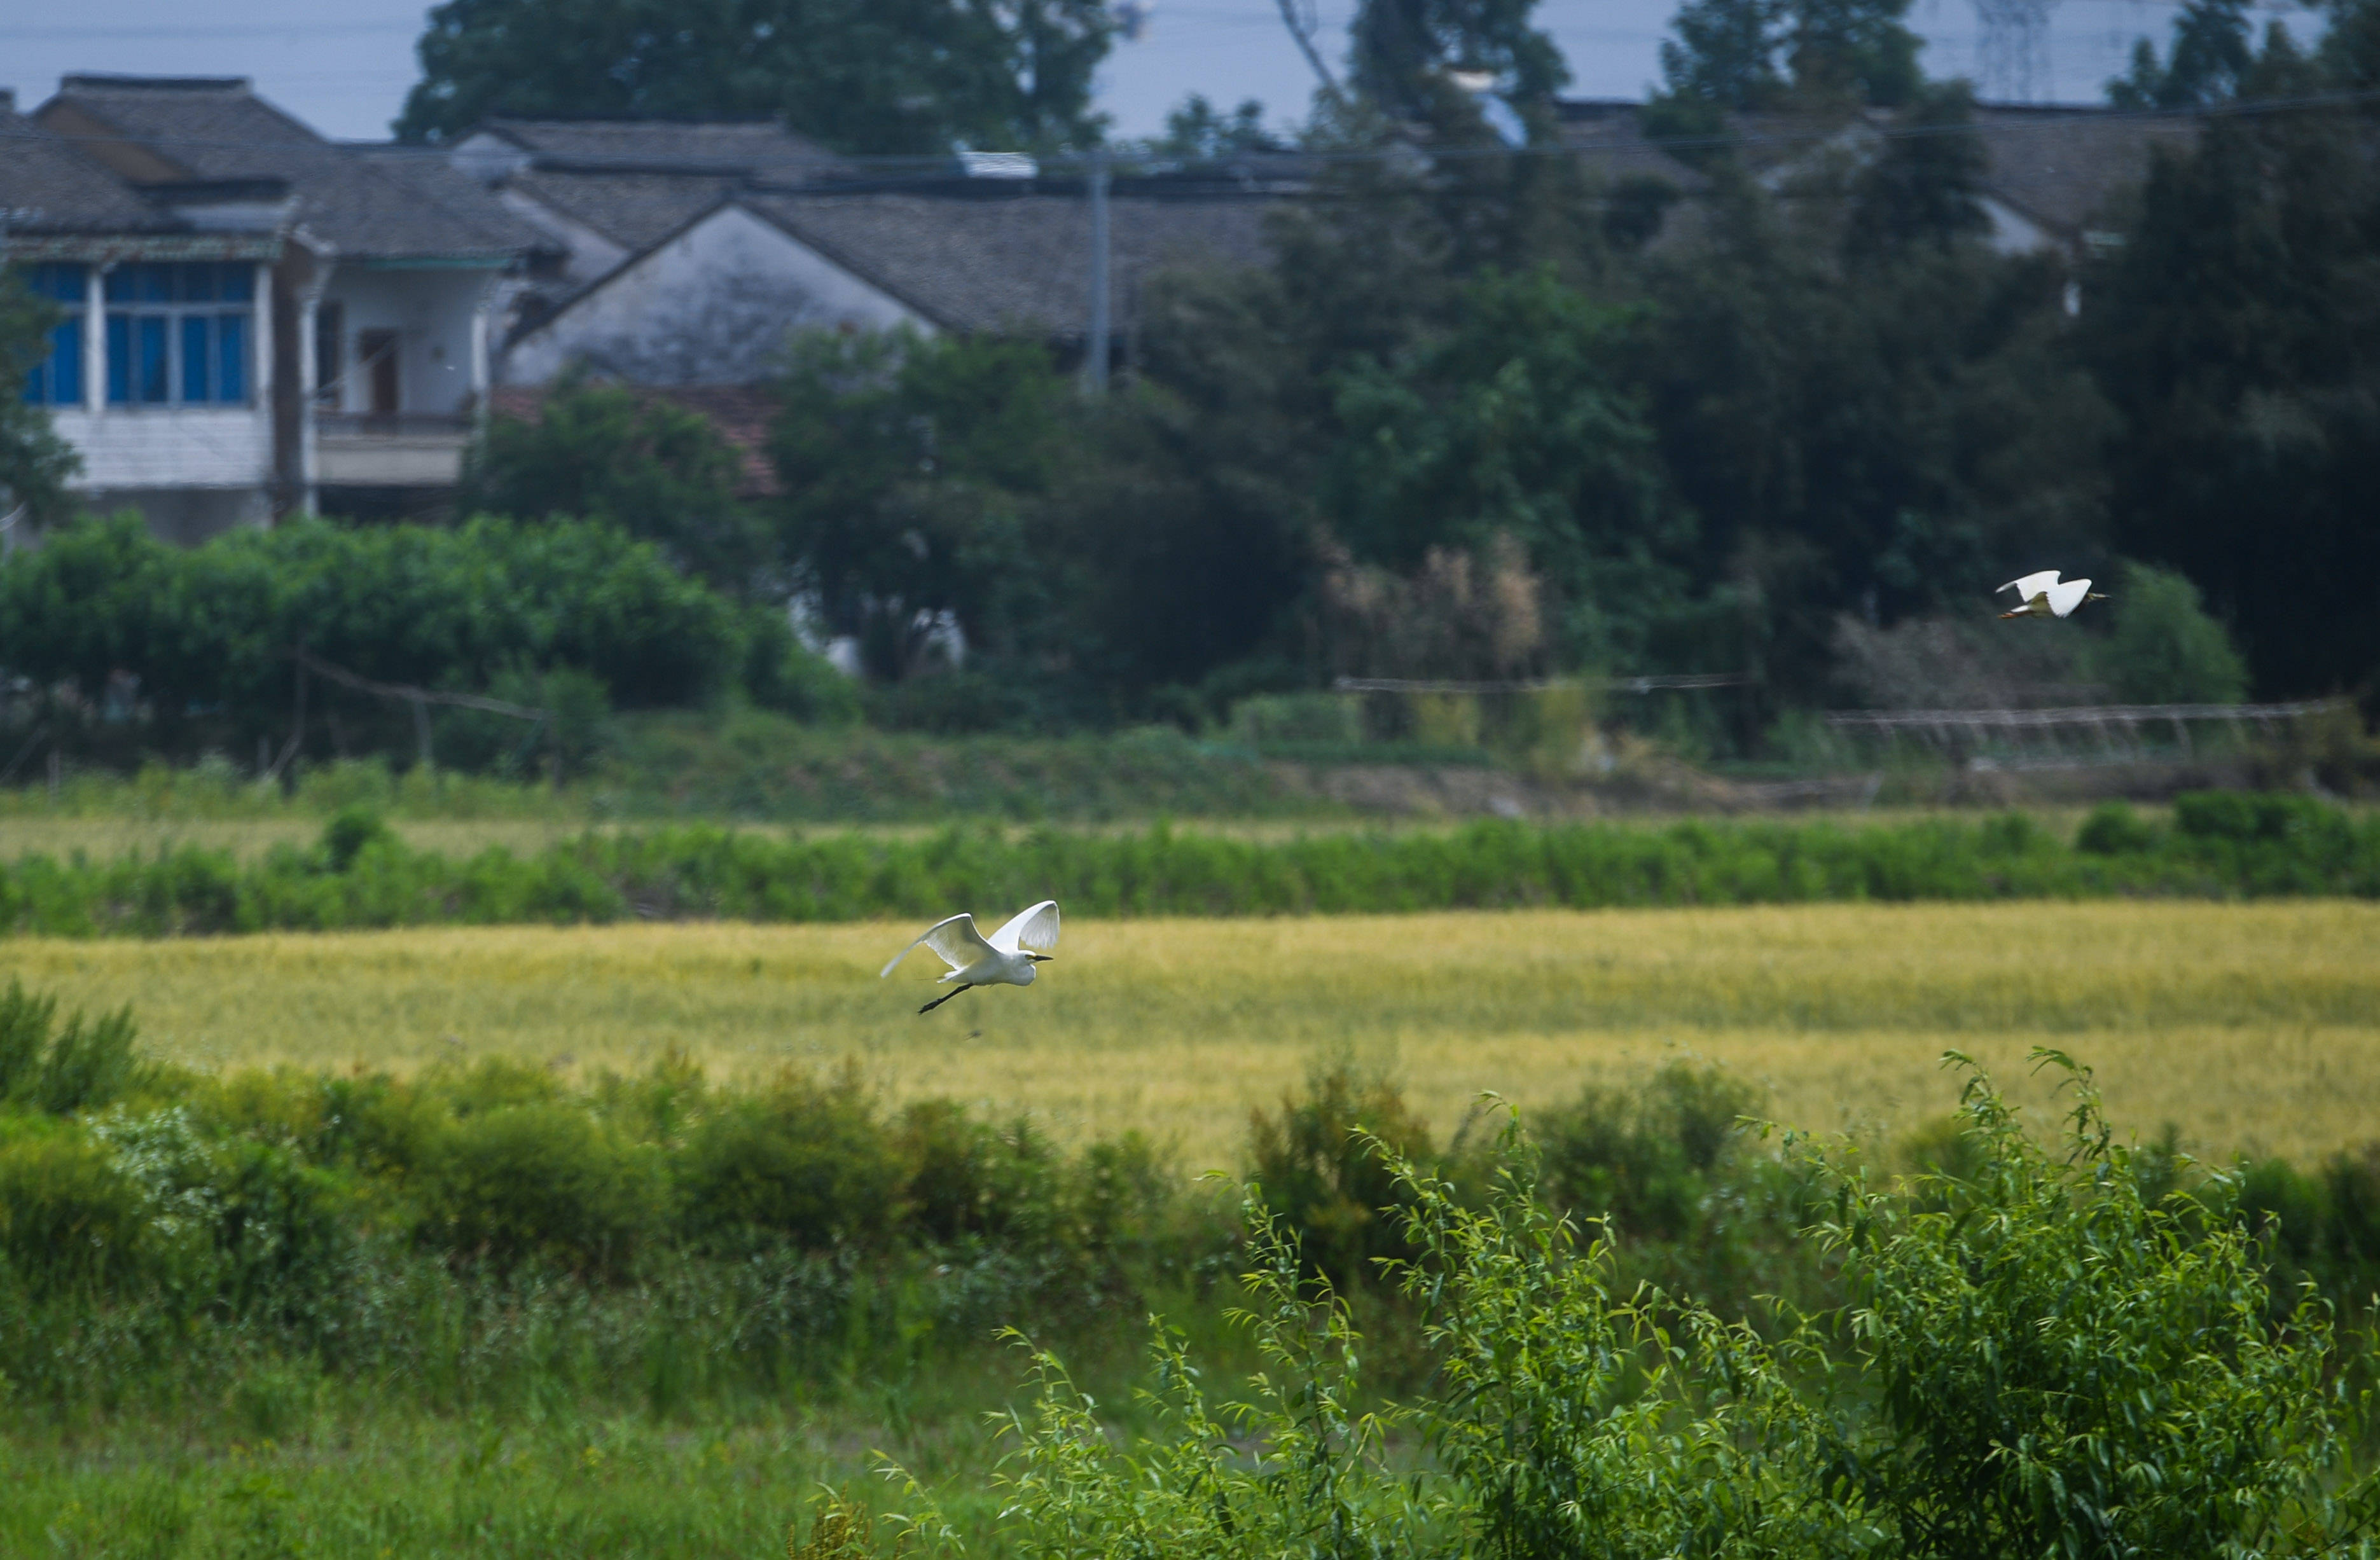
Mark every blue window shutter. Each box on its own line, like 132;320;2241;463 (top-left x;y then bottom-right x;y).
138;316;168;403
218;315;247;403
52;318;83;406
106;314;130;403
182;315;211;402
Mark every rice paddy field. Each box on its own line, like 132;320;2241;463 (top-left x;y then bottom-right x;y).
6;898;2375;1167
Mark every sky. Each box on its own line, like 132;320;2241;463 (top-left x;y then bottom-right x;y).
0;0;2273;146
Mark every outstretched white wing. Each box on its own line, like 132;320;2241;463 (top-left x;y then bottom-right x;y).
2045;577;2093;618
880;913;997;977
1998;569;2060;599
988;899;1060;955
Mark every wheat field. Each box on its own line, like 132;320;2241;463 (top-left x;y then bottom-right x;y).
3;900;2374;1168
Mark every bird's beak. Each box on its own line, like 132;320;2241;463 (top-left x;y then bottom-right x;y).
1027;952;1055;962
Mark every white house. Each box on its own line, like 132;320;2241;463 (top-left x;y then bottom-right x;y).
454;119;1286;389
8;75;546;535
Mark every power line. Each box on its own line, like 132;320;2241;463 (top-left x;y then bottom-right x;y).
0;22;422;41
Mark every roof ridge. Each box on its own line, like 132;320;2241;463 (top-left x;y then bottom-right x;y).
59;74;250;94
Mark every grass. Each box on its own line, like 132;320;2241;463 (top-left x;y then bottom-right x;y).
6;900;2374;1167
2;1400;1032;1557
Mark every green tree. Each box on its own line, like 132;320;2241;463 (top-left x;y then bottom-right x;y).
1324;266;1694;668
1632;183;2110;700
771;328;1073;679
1808;1054;2360;1554
2108;0;2254;106
1138;94;1281;159
0;270;82;528
2096;562;2249;704
460;371;771;596
1645;0;1922;142
1347;0;1570;125
1844;80;1989;259
396;0;1113;153
2082;51;2380;696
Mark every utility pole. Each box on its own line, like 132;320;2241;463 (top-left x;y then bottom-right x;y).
1084;149;1110;394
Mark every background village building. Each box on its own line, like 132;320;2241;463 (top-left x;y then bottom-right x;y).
10;74;2210;542
1553;97;2202;262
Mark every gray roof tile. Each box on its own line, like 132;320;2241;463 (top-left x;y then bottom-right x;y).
486;118;845;179
1554;97;2206;242
738;188;1280;335
1970;106;2202;235
509;169;740;251
36;77;543;262
0;102;180;233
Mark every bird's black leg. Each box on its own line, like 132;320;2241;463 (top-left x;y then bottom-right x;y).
918;984;973;1015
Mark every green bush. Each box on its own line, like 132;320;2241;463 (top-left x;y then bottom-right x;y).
962;1059;2371;1557
894;1101;1068;1248
0;979;144;1114
1809;1054;2356;1554
1245;1063;1449;1288
412;1103;660;1274
2075;799;2157;854
2098;560;2250;705
1533;1060;1761;1242
319;804;394;873
0;513;765;766
3;792;2376;941
0;1127;159;1297
677;1075;898;1254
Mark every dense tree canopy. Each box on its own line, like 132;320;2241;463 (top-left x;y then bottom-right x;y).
396;0;1114;153
460;372;770;596
2082;39;2380;697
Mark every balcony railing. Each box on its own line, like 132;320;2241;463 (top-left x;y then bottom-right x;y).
314;411;471;486
314;412;473;437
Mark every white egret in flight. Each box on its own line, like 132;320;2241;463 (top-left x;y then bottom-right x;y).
879;899;1061;1014
1996;570;2107;619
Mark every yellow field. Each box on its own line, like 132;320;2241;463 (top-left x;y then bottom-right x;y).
3;901;2374;1169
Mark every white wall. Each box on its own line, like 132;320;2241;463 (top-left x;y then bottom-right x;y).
498;188;628;287
319;266;501;415
501;203;927;387
1980;195;2056;257
53;407;273;490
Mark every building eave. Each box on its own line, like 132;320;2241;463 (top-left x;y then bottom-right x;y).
6;232;284;263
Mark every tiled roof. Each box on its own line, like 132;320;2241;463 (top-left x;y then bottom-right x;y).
35;76;543;262
738;187;1280;336
0;101;181;233
487;382;782;497
1553;97;2206;244
1553;100;1711;193
1970;106;2201;235
508;169;740;251
483;118;845;179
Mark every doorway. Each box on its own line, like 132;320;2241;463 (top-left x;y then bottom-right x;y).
356;328;399;416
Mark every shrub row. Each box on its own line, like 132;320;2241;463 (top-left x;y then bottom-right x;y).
0;792;2372;937
6;981;2379;1436
0;513;853;736
0;992;1214;1414
971;1061;2380;1559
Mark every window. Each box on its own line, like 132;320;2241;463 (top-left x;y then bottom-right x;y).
16;263;86;408
104;261;253;406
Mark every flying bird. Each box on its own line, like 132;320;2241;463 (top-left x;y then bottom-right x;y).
879;899;1061;1014
1996;570;2107;619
